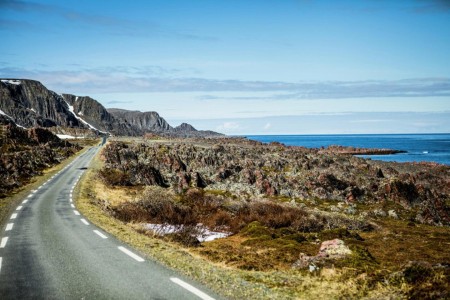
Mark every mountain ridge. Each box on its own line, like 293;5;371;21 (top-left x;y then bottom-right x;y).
0;79;223;137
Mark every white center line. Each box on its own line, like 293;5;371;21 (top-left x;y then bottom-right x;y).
10;213;17;220
93;230;108;239
73;210;80;216
0;237;8;248
16;206;23;211
5;223;14;231
118;246;145;262
170;278;215;300
22;199;28;204
80;218;89;225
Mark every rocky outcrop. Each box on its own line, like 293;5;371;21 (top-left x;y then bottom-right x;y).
292;239;352;269
100;138;449;226
0;119;80;197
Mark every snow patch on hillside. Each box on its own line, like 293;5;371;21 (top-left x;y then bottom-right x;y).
1;79;21;85
0;109;27;129
62;98;108;134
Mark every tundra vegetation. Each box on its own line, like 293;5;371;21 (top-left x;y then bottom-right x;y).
80;137;448;299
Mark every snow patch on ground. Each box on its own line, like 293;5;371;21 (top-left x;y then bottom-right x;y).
144;223;231;242
29;108;37;113
1;79;21;85
62;98;108;134
78;111;83;116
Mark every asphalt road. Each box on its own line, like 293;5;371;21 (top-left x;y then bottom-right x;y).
0;145;221;300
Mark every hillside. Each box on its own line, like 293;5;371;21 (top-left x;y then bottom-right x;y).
0;116;81;197
0;79;222;137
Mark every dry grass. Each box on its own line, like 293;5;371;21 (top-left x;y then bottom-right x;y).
72;139;449;298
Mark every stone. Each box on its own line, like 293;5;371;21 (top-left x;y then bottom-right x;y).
388;209;399;219
317;239;352;258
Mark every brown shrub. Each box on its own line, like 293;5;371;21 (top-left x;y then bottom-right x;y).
98;168;131;186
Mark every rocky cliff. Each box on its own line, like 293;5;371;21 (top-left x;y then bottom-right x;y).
0;79;82;128
108;108;172;133
0;79;222;137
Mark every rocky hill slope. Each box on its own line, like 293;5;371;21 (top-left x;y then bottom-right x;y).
100;138;449;226
0;116;81;197
0;79;222;137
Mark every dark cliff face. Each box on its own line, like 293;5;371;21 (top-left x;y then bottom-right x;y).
61;95;139;136
108;108;173;133
0;79;82;128
0;79;223;137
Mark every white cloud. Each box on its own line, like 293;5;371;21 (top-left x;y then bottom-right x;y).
217;122;240;132
1;66;450;98
264;122;271;129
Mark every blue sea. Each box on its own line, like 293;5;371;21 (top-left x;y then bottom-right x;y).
245;134;450;166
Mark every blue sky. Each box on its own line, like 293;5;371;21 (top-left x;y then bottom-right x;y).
1;0;449;134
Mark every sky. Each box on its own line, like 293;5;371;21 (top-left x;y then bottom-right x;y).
1;0;450;134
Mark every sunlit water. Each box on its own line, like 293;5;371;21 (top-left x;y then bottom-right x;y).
245;134;450;165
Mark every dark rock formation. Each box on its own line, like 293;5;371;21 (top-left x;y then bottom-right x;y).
0;78;223;137
107;108;172;133
0;79;82;128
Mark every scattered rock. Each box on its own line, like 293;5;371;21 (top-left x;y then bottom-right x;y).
388;209;399;219
292;239;352;269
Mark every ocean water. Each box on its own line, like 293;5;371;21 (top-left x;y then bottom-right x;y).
245;134;450;166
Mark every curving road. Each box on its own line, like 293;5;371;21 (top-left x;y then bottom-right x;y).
0;145;221;300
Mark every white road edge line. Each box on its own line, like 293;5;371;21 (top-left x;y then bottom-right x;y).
0;257;2;273
170;277;215;300
27;194;32;198
0;237;8;248
70;198;73;203
73;210;80;216
16;206;23;211
22;200;28;204
10;213;17;220
93;230;108;239
70;204;75;208
80;218;89;225
118;246;145;262
5;223;13;231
